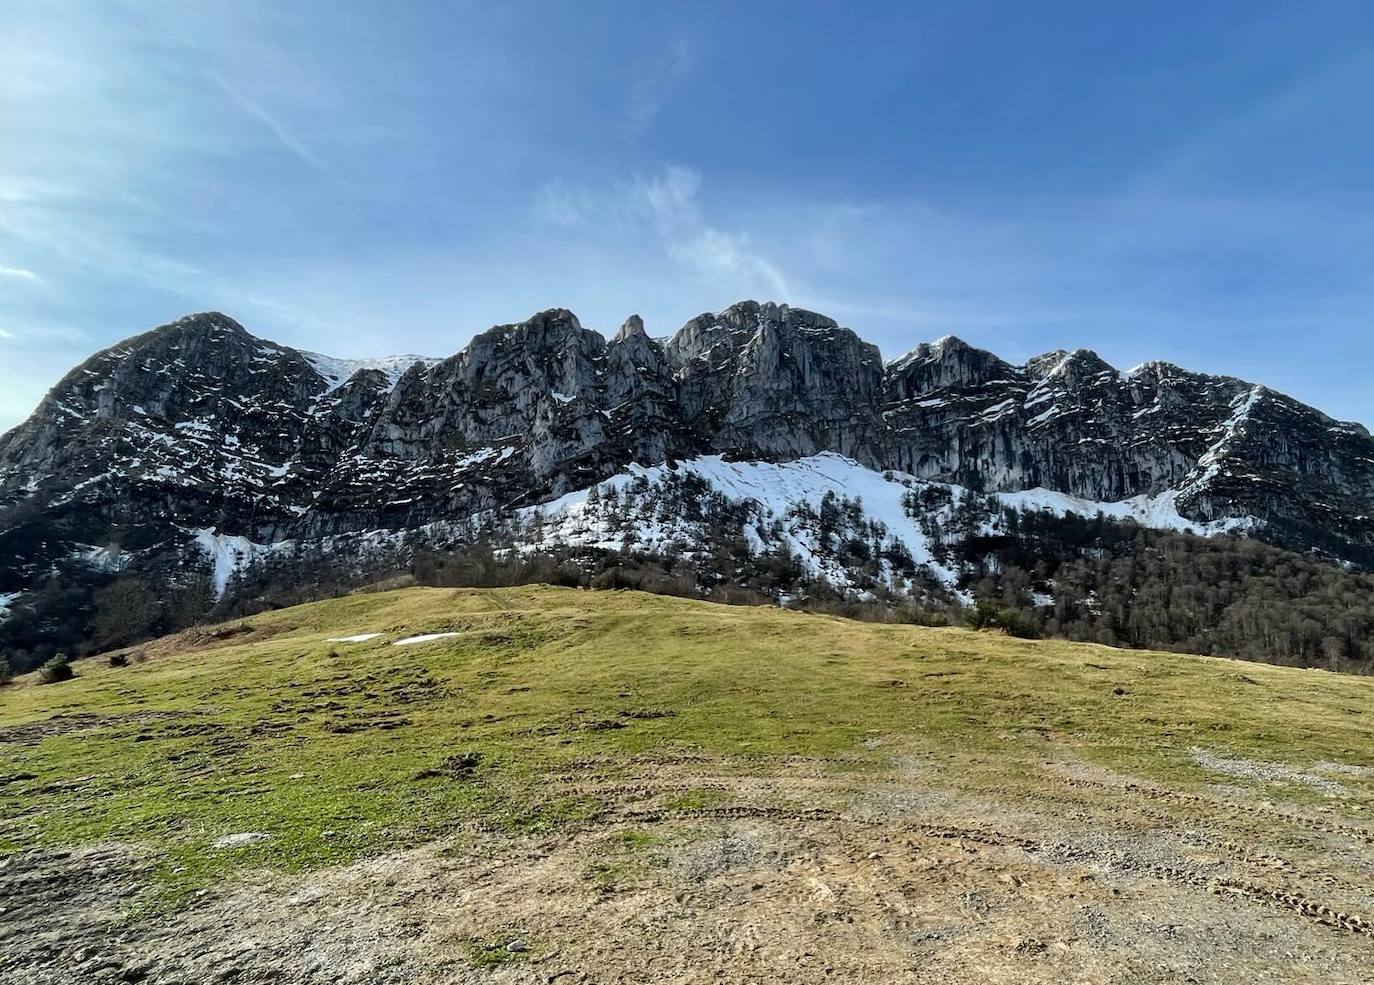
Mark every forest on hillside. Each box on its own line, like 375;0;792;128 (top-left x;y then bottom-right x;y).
957;510;1374;670
3;482;1373;677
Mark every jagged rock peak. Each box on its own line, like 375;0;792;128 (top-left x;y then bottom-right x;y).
1023;349;1069;378
665;300;857;366
734;300;840;333
615;314;647;342
883;334;1016;399
1126;359;1183;380
461;307;596;356
674;300;841;337
103;311;261;357
886;335;973;370
506;307;583;332
1064;347;1115;374
1024;347;1117;382
164;311;251;336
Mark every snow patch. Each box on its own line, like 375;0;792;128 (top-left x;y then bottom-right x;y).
995;486;1256;536
303;351;439;394
451;445;517;470
193;528;292;599
71;543;130;573
393;632;461;645
522;453;963;594
325;633;383;643
517;452;1260;600
1176;385;1267;498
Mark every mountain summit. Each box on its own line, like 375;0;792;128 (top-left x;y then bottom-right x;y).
1;301;1372;654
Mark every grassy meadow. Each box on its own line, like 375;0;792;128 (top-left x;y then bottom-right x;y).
3;585;1372;906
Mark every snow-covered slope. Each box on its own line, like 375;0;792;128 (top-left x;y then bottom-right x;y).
171;453;1265;605
996;486;1256;537
510;453;1260;599
521;454;961;591
301;351;440;393
192;528;296;599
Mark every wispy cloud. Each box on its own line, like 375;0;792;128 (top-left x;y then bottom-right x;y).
0;327;13;339
624;39;692;140
535;178;598;228
636;167;789;295
536;165;789;297
0;191;205;297
206;69;343;183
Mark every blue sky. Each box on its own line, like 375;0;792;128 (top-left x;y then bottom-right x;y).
2;1;1373;431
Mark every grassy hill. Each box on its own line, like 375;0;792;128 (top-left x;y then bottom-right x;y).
3;586;1373;983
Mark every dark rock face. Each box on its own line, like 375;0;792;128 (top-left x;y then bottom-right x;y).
880;338;1374;562
1;301;1372;602
666;301;886;463
883;339;1239;499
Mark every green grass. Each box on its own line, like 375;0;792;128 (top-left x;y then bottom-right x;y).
3;584;1373;906
584;827;673;889
615;828;660;849
665;788;730;810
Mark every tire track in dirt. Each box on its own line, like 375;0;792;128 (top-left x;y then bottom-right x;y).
545;760;1374;927
609;801;1374;941
976;773;1371;895
1165;822;1367;894
904;817;1374;939
1043;769;1374;843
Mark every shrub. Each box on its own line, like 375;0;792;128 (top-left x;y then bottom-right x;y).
38;653;74;684
108;652;130;668
965;599;1040;639
995;607;1041;639
892;605;950;627
965;599;1001;631
0;657;12;685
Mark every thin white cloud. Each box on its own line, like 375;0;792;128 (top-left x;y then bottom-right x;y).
0;320;89;345
0;266;41;283
0;193;206;297
625;39;692;139
535;178;595;227
636;166;790;296
206;69;341;182
535;165;789;298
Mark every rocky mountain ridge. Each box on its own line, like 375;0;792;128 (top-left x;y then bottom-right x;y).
1;301;1372;617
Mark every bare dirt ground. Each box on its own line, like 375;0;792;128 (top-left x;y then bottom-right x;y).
4;746;1373;985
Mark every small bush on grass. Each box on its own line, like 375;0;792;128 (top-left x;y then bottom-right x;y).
966;599;1040;639
39;653;74;684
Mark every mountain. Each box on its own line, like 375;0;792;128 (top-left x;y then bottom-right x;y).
1;301;1372;666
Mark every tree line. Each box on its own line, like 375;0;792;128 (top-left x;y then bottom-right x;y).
4;485;1373;677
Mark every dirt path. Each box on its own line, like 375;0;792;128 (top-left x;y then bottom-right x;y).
3;750;1373;984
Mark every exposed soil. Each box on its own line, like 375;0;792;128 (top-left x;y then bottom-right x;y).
3;748;1373;984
